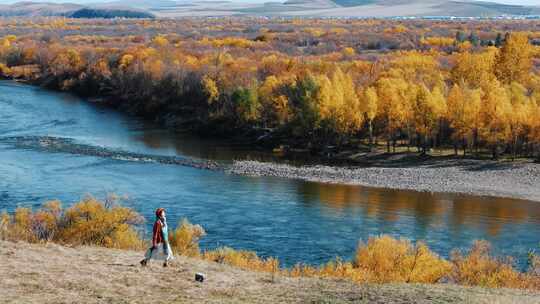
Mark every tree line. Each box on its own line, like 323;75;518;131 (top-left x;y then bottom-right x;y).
1;20;540;160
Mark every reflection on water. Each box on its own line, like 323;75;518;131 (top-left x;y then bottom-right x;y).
298;182;540;237
1;80;539;267
133;128;277;163
130;120;332;165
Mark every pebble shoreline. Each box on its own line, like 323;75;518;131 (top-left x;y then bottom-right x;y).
3;134;540;202
228;159;540;202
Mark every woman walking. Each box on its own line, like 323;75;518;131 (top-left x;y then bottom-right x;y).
140;208;174;267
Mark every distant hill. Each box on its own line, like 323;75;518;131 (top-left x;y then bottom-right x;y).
0;2;83;17
283;0;339;8
68;8;155;18
285;0;373;8
1;0;540;18
436;1;538;16
275;0;540;17
0;1;155;18
102;0;179;9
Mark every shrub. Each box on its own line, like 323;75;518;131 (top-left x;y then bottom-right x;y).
169;218;206;257
317;258;365;282
0;63;11;76
30;200;61;241
203;247;280;273
450;240;537;289
354;235;452;283
289;263;318;278
0;210;10;240
528;250;540;277
57;197;144;249
11;207;34;242
1;198;145;249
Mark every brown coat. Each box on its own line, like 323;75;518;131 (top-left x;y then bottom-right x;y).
152;219;164;247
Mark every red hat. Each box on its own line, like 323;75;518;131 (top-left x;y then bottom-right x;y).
155;208;165;218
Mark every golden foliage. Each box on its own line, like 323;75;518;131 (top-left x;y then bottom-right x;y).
1;198;144;250
2;18;540;158
1;35;16;49
259;75;291;125
119;54;135;70
196;235;537;289
0;63;11;76
89;59;112;79
479;78;512;147
317;67;363;135
208;37;255;49
0;211;9;240
451;49;497;88
447;83;482;143
1;38;10;49
58;197;144;249
169;219;206;257
203;247;280;273
421;36;455;47
355;235;452;283
341;47;356;57
50;49;84;76
363;86;378;122
2;204;538;290
152;35;169;47
201;75;219;105
376;76;411;137
495;32;533;84
451;240;539;289
384;25;408;34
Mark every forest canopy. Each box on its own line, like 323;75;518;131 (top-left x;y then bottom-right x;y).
1;17;540;160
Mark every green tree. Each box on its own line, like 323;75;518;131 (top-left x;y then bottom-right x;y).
455;31;466;43
232;86;260;125
495;33;504;47
468;32;480;47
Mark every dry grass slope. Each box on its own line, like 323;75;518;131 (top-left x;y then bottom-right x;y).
2;199;539;291
1;240;540;304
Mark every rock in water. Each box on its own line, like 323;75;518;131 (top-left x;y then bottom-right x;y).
195;273;205;282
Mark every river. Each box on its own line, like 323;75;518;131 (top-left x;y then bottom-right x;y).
1;80;539;267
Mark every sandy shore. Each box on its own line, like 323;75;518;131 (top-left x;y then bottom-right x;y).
228;159;540;202
1;240;539;304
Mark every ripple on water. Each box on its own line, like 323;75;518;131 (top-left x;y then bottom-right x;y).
0;135;222;171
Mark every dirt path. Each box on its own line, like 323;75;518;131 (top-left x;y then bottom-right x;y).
1;241;539;304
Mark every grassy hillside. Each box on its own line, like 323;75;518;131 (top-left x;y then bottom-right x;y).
2;240;540;304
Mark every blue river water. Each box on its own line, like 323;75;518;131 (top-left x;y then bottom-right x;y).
1;80;539;267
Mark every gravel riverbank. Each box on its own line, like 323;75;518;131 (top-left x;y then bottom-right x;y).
229;159;540;202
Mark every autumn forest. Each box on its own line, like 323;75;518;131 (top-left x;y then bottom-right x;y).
1;18;540;160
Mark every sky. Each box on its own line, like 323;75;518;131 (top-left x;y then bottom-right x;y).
0;0;539;5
